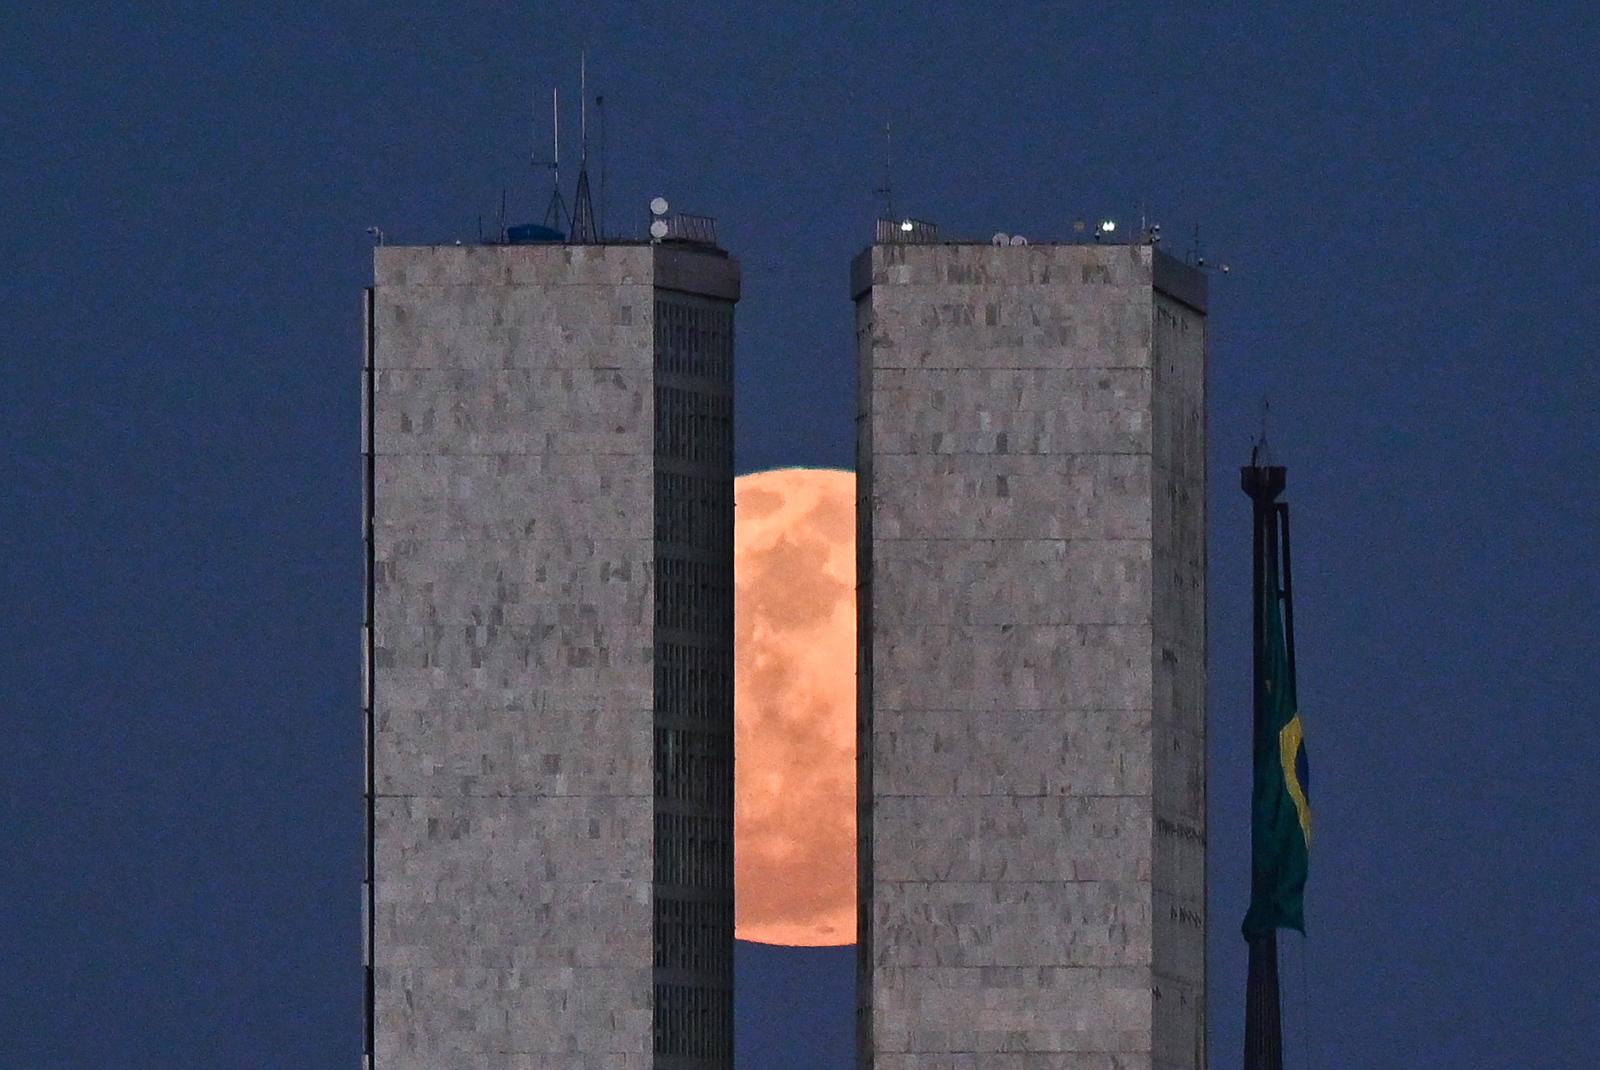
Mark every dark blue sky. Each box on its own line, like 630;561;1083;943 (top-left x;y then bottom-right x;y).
3;4;1596;1067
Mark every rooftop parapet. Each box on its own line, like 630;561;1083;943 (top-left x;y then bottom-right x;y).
652;211;719;248
852;232;1206;313
874;217;942;244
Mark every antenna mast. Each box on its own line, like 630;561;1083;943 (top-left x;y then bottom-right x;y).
540;87;570;233
570;51;598;243
872;121;894;218
596;93;608;240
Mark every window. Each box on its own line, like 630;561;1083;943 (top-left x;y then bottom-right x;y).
652;292;736;1065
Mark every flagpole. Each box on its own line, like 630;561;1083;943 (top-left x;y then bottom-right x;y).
1244;929;1283;1070
1277;501;1296;692
1241;456;1286;1070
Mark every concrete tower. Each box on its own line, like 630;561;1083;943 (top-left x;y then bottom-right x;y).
854;238;1208;1069
363;236;738;1069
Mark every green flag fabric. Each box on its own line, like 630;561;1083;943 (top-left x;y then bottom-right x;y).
1242;537;1311;938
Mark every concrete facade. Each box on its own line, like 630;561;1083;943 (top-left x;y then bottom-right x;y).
364;242;738;1070
854;242;1208;1070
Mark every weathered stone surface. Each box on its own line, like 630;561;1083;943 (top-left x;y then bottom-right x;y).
856;243;1207;1070
368;242;736;1069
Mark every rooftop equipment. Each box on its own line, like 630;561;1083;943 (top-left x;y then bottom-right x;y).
876;217;940;244
506;223;566;244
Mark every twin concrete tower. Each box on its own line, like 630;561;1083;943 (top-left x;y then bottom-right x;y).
363;220;1207;1068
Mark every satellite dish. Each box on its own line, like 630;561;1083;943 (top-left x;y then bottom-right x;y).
992;233;1009;245
650;196;669;216
649;218;670;240
1009;235;1027;246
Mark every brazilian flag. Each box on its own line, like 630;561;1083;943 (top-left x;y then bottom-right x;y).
1242;538;1311;938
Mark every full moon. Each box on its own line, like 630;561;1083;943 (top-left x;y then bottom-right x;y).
734;468;856;946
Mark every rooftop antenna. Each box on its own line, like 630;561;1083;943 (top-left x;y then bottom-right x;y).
1188;224;1230;272
569;51;599;243
1136;201;1161;245
538;87;570;232
872;121;894;218
596;92;608;240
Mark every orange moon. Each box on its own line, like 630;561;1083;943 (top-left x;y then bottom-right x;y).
734;468;856;946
